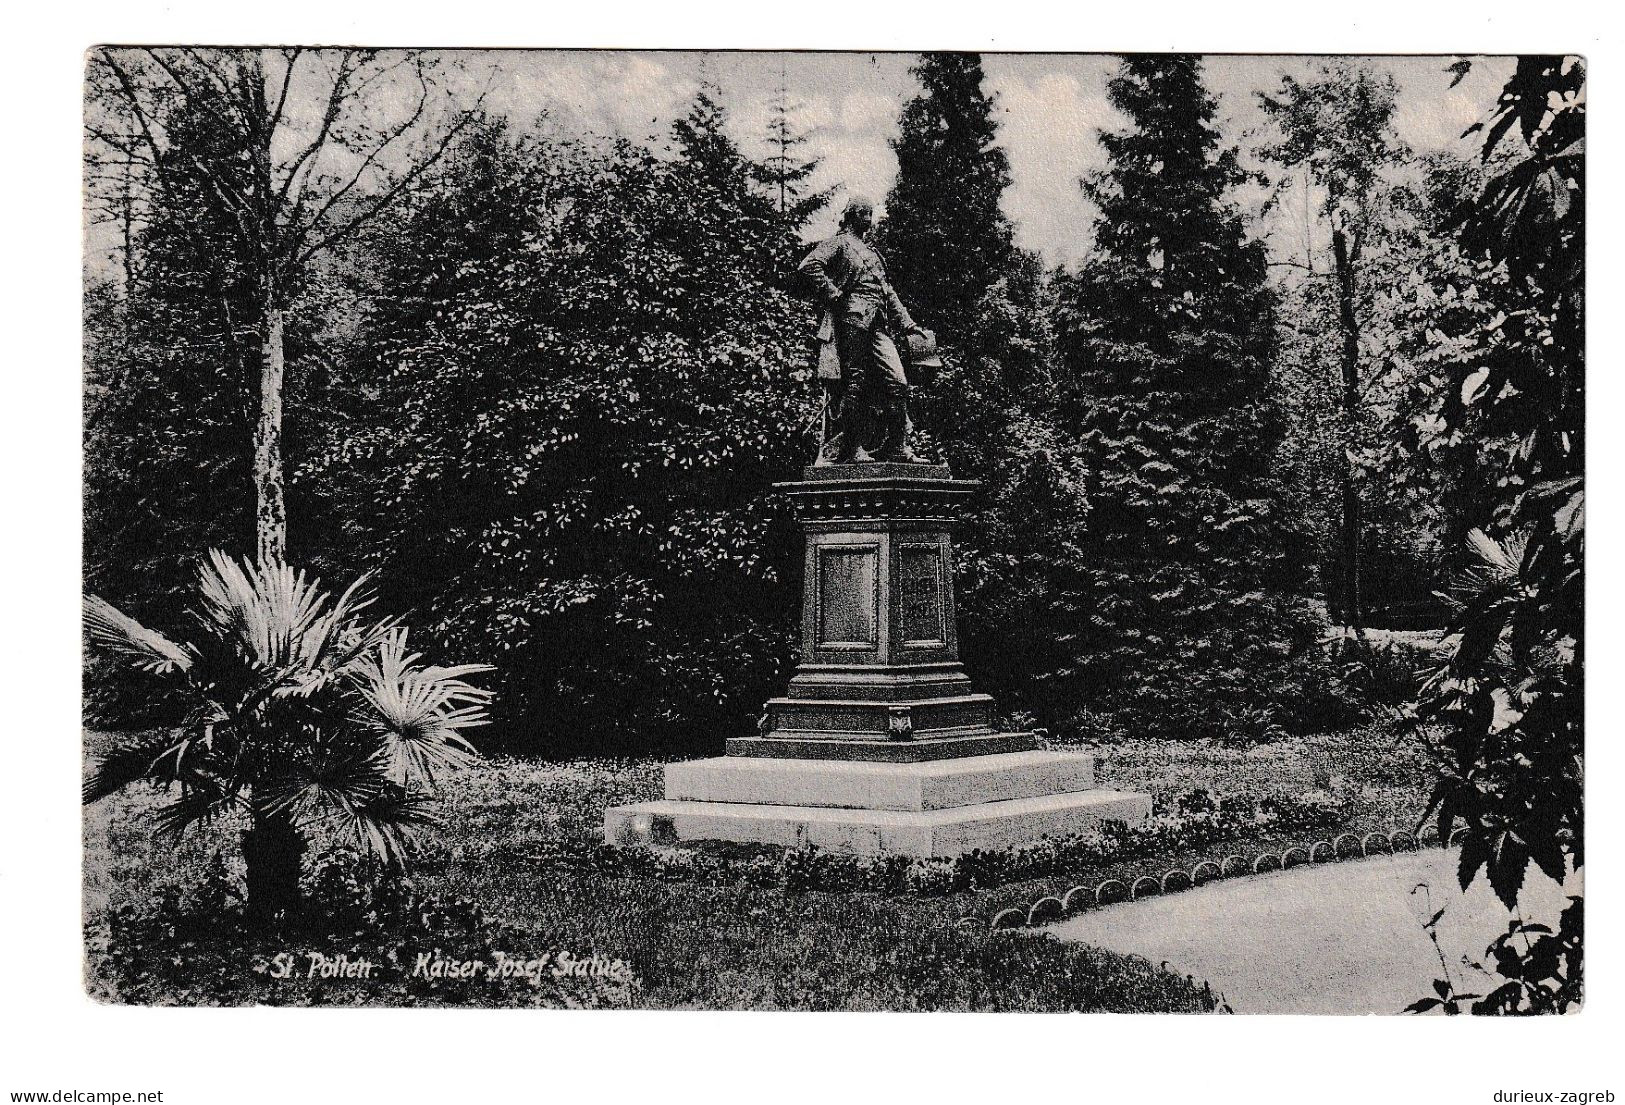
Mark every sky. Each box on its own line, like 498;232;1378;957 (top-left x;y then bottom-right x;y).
446;50;1517;265
84;51;1518;274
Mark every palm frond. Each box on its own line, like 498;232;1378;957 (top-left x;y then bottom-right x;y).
282;612;401;699
1440;528;1528;612
191;552;379;669
193;551;328;667
95;551;489;870
185;551;401;714
83;730;189;802
286;571;397;689
351;631;492;787
83;595;193;674
1465;528;1528;581
256;750;438;868
256;747;389;825
149;787;242;840
346;788;442;870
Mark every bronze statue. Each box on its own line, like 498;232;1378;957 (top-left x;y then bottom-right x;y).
799;197;939;464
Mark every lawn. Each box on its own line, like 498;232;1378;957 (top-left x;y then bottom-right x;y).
82;724;1432;1011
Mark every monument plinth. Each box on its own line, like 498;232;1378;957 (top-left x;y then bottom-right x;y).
604;463;1150;857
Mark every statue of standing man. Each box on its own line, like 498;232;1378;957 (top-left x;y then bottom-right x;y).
799;197;939;465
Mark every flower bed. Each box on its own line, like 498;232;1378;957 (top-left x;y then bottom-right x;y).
543;788;1351;897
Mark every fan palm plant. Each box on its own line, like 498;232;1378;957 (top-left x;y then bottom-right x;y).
84;551;493;923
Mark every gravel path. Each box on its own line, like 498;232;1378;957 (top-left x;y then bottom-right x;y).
1043;848;1575;1014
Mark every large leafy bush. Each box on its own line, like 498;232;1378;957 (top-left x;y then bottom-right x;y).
310;121;811;753
1415;56;1584;1013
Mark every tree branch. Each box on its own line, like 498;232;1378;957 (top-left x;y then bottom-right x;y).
266;47;304;135
141;48;247;148
97;52;180;195
125;48;263;242
272;49;358;222
289;58;433;251
294;85;488;265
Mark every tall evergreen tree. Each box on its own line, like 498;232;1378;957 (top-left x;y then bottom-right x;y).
880;52;1015;343
672;80;751;193
1053;56;1318;740
754;75;833;230
872;54;1085;720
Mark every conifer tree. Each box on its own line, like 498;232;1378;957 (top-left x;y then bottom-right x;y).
872;54;1085;719
880;52;1015;343
1053;56;1317;739
672;80;753;196
754;75;833;230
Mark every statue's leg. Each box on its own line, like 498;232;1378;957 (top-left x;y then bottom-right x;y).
870;332;920;463
835;320;877;462
816;379;847;465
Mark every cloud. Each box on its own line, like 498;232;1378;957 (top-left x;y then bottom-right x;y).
839;90;896;132
986;60;1118;264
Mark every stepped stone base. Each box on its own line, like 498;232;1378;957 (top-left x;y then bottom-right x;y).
666;750;1096;812
604;787;1151;859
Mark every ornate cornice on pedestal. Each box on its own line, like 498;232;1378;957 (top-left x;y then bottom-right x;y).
776;464;981;525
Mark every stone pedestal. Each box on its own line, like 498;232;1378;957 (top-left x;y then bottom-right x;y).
604;463;1150;858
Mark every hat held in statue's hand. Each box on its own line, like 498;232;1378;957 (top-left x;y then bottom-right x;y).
905;328;942;368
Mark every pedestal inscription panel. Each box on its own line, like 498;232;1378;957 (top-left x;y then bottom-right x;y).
815;543;879;649
898;542;946;647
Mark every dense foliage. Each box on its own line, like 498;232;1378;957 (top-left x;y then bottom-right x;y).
79;51;1585;1025
84;94;263;628
1415;57;1584;1012
1257;63;1456;628
879;52;1016;345
306;115;811;753
84;51;1580;771
1050;57;1322;739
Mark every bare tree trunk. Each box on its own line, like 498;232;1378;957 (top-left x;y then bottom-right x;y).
254;290;287;564
120;150;136;301
1331;223;1362;630
247;50;286;566
98;48;481;570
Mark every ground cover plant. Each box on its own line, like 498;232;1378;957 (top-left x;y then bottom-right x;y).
84;724;1427;1010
